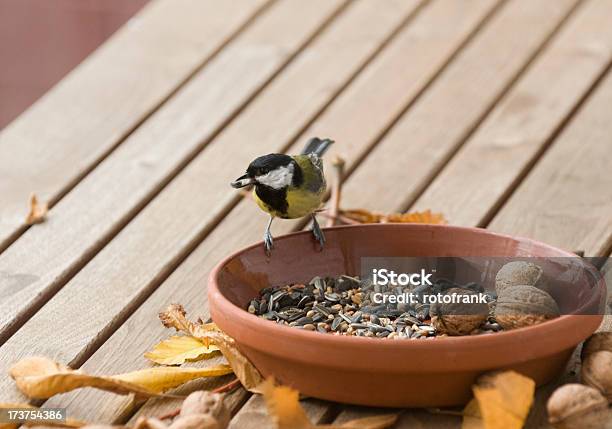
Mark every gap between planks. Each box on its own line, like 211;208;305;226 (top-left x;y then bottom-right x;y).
0;0;272;255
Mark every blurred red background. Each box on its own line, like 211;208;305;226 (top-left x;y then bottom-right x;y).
0;0;149;130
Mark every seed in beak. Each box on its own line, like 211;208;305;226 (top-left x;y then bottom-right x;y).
231;175;254;188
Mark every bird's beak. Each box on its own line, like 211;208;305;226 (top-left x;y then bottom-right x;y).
231;174;255;189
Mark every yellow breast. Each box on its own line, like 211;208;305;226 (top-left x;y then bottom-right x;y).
285;187;324;218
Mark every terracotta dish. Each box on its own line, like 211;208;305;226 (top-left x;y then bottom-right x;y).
208;224;605;407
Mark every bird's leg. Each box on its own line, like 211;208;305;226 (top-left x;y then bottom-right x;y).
311;214;325;250
263;215;274;256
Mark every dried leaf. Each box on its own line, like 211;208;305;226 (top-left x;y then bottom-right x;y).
260;379;398;429
186;330;263;393
144;336;219;366
339;209;382;224
461;371;535;429
159;305;264;392
159;304;218;341
340;209;446;225
25;194;48;225
383;210;447;224
260;378;313;429
10;356;232;399
0;403;85;429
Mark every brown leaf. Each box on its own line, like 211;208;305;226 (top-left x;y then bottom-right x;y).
184;331;263;393
25;194;48;225
10;356;232;399
461;371;535;429
340;209;446;225
158;305;263;392
144;336;219;366
260;378;398;429
210;332;263;393
0;402;85;429
159;305;218;342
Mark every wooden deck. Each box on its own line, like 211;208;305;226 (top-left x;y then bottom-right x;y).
1;0;611;427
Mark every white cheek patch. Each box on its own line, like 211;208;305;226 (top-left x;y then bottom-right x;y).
256;164;294;189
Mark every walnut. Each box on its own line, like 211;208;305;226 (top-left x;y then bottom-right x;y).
493;285;559;330
547;384;611;429
169;414;221;429
495;261;543;294
582;351;612;402
582;332;612;359
430;288;488;336
180;391;229;427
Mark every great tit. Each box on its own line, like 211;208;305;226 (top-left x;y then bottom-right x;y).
231;137;334;255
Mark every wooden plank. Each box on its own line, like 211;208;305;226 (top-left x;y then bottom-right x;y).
485;69;612;256
337;0;579;213
412;0;612;232
0;0;347;345
0;0;269;252
36;0;503;424
0;0;424;409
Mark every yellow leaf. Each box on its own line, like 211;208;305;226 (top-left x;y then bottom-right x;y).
158;304;263;392
10;356;232;399
461;371;535;429
144;335;219;365
0;403;85;428
260;378;398;429
25;194;48;225
260;378;313;429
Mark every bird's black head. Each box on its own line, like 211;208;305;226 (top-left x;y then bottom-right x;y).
231;153;302;189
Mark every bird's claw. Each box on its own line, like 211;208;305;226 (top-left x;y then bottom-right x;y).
311;219;325;251
263;230;274;256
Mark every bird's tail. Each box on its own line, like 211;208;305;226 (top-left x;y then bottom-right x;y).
301;137;334;157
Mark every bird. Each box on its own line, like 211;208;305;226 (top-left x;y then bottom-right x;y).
231;137;334;255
